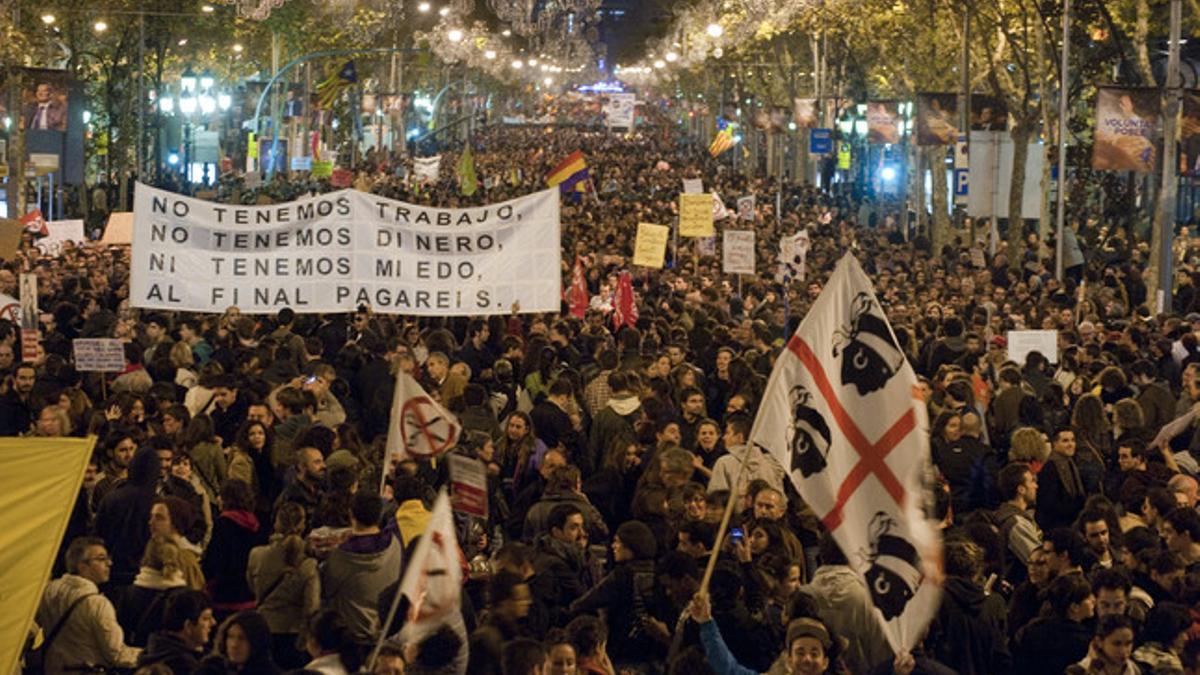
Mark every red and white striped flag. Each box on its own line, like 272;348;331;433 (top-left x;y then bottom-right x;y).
748;253;942;653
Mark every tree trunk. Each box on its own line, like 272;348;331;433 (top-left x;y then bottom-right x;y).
1008;120;1032;263
929;145;951;254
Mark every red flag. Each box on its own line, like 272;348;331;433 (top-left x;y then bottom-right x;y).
612;271;638;330
565;256;588;319
19;210;46;237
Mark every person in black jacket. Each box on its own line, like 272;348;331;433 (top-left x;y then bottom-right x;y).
925;539;1011;674
531;504;588;626
96;446;161;589
531;378;586;473
203;479;267;620
1012;573;1096;675
139;590;217;674
569;520;662;669
1035;427;1086;532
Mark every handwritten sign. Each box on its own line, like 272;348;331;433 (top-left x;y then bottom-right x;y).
723;230;756;275
1006;330;1058;365
682;178;703;194
73;338;126;372
633;222;669;268
679;193;714;238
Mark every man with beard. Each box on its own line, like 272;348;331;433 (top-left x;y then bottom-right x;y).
530;504;588;627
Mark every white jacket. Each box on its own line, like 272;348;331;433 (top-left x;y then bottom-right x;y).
707;444;786;498
34;574;140;672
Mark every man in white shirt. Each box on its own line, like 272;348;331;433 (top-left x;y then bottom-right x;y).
34;537;140;671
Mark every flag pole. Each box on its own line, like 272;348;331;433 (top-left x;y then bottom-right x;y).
367;579;408;672
698;446;754;593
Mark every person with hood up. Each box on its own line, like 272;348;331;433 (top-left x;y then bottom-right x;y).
95;444;161;589
203;479;267;619
708;413;786;510
321;490;402;647
923;539;1011;674
569;520;661;669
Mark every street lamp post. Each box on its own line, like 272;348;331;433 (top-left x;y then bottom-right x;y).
160;67;231;186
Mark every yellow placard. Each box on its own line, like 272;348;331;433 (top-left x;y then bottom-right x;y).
679;193;714;238
633;222;669;268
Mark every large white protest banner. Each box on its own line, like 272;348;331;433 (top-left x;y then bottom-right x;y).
131;183;561;315
605;93;637;129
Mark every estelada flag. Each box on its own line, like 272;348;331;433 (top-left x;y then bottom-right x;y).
384;370;461;479
546;150;589;192
709;127;735;157
748;253;941;652
565;255;588;319
316;60;358;109
19;209;46;236
612;271;638;330
398;490;464;639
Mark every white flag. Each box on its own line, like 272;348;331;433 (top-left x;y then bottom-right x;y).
398;490;463;638
749;253;941;653
712;191;730;220
385;370;462;474
414;155;442;184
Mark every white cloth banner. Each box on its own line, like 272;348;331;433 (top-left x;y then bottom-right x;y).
749;253;941;653
723;230;755;275
414;155;442;184
131;183;562;315
36;220;85;256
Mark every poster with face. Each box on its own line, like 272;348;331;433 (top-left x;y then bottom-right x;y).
867;101;901;145
970;96;1008;131
1092;87;1158;173
915;93;958;146
21;69;70;132
1181;90;1200;176
793;98;818;129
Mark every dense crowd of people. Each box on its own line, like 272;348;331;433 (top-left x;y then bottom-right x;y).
18;98;1200;675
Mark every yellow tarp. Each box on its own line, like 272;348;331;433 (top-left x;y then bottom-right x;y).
0;437;96;675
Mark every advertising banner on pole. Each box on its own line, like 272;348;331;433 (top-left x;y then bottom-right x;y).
867;101;901;145
1092;87;1159;173
131;183;561;315
915;93;958;146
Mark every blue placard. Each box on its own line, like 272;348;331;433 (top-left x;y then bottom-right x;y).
810;128;833;154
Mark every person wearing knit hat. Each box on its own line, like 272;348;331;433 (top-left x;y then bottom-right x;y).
614;520;657;561
569;520;662;667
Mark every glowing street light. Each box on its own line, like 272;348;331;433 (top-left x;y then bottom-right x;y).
417;1;431;11
653;59;666;69
41;14;55;25
707;22;723;38
511;59;524;69
484;50;497;59
447;28;464;42
665;52;678;62
438;6;450;16
201;4;214;12
232;43;244;53
93;20;108;32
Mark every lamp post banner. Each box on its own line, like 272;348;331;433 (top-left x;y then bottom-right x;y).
130;183;562;315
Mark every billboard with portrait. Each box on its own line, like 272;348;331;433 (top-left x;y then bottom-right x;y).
916;93;958;146
20;69;69;132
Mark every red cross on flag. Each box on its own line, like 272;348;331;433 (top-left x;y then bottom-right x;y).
749;253;941;652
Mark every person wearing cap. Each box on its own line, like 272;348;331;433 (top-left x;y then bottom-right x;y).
569;520;662;668
688;590;838;675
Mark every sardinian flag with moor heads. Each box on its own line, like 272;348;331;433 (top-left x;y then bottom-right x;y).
748;253;941;652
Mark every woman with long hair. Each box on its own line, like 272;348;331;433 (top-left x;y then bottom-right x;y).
1071;393;1111;494
230;420;277;511
181;413;227;504
582;435;643;526
203;479;266;621
495;411;547;496
247;502;320;669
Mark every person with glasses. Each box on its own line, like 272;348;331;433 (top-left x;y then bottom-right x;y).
34;537;140;671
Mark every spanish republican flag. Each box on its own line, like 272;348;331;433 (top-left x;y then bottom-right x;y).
546;150;589;193
709;127;735;157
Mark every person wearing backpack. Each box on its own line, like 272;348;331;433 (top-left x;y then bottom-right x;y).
994;463;1043;584
31;536;140;672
